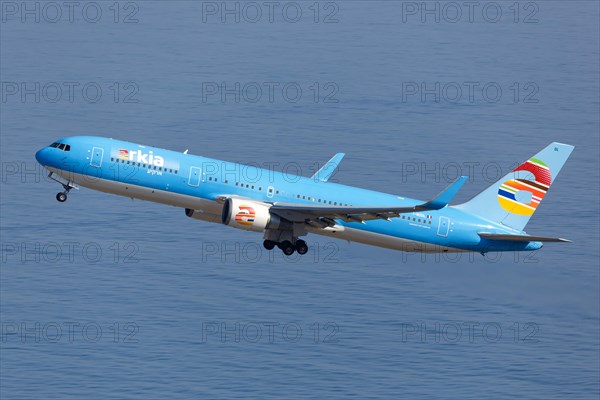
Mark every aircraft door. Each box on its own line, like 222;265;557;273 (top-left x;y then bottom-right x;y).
188;166;201;187
437;216;450;237
90;147;104;167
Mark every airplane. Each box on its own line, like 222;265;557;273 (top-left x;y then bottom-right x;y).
35;137;574;256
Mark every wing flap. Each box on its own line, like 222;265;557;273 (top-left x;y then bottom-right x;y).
478;233;571;242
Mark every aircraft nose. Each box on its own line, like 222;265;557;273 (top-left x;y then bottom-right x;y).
35;147;50;165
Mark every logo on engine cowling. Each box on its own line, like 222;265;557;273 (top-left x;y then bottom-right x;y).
235;205;256;225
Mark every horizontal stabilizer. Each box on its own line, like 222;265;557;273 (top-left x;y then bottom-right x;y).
311;153;345;182
478;232;571;242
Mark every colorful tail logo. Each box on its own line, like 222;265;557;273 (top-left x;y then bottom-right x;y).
497;157;552;216
118;149;129;160
234;205;256;225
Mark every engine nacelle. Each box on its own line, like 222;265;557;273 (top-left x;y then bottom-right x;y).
185;208;222;223
221;198;289;232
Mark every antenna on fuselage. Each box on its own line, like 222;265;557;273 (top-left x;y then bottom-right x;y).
183;149;189;154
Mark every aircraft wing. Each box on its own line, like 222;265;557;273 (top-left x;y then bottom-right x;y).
310;153;345;182
269;176;468;225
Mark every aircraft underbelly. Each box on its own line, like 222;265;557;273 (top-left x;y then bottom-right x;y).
309;225;468;253
48;167;222;217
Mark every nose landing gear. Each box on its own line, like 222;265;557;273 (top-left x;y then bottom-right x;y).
48;172;78;203
55;184;72;203
56;191;67;202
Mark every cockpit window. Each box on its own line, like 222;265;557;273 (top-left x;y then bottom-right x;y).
49;142;71;151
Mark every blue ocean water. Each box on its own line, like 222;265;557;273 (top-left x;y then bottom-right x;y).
1;1;599;399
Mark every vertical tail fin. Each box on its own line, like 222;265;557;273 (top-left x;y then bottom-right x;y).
456;142;574;231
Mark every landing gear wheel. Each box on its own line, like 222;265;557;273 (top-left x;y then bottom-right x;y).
279;240;295;256
56;192;67;202
263;240;276;250
295;240;308;255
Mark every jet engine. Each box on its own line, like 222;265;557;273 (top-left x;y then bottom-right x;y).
221;198;290;232
184;208;222;223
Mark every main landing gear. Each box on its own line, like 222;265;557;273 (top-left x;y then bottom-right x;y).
263;239;308;256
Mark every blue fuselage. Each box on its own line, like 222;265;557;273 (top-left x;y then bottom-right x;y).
35;136;541;253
